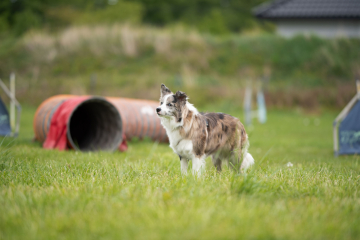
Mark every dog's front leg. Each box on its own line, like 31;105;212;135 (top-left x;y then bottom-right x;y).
180;156;188;175
192;156;206;176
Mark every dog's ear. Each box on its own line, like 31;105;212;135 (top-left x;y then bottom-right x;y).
160;84;172;98
175;91;187;104
175;91;187;122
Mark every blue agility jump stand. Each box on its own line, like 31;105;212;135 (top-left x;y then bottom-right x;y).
0;76;21;137
0;97;11;136
334;80;360;156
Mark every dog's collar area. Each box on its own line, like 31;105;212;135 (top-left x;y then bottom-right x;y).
171;124;182;132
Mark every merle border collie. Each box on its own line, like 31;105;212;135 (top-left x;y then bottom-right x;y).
156;84;254;175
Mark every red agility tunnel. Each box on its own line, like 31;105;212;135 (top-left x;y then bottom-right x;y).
107;97;168;143
33;95;167;152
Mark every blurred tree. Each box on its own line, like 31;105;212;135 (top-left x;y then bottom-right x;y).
13;9;41;35
74;1;143;25
0;0;269;35
197;9;229;34
129;0;268;33
0;15;9;34
0;0;46;35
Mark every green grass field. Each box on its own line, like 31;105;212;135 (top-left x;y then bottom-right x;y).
1;106;360;240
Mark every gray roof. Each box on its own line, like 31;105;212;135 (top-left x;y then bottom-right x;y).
254;0;360;19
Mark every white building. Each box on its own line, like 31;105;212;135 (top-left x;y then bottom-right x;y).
254;0;360;38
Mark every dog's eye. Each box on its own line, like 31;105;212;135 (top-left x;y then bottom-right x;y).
167;103;172;107
160;102;163;105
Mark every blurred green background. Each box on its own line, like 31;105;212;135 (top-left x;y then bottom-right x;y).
0;0;268;35
0;0;359;112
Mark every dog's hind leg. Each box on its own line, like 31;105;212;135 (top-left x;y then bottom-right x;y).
211;155;222;172
179;155;189;175
228;149;242;173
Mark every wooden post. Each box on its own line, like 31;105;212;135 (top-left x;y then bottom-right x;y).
10;73;15;133
244;86;252;126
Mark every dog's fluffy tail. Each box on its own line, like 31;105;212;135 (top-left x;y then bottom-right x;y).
241;153;254;170
241;134;254;170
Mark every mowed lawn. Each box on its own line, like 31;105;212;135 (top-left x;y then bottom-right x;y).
1;105;360;240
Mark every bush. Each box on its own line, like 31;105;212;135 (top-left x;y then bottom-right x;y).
13;10;42;35
197;9;229;35
0;16;9;34
75;1;143;25
131;0;269;33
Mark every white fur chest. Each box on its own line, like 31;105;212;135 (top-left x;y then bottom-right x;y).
161;118;194;160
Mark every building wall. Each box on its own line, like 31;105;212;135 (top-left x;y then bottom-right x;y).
275;19;360;38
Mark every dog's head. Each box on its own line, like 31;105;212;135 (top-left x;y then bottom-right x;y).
156;84;187;122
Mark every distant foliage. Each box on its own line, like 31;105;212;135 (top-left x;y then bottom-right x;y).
0;16;9;34
0;0;44;35
74;1;143;25
129;0;269;34
0;0;268;35
13;9;42;35
1;24;359;109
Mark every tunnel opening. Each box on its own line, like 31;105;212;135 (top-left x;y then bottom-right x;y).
67;98;122;151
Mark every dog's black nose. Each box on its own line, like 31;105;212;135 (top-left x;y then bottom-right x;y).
156;107;161;113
